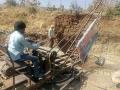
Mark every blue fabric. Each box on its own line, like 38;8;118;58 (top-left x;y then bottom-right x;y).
8;31;39;60
17;54;41;78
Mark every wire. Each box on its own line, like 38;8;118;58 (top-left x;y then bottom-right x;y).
56;15;91;53
49;1;102;52
55;0;103;53
61;0;105;65
49;16;87;52
64;0;103;55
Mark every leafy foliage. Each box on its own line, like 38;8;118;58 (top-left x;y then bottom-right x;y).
105;1;120;17
114;2;120;16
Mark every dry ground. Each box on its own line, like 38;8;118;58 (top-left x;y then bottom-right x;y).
0;7;64;34
80;17;120;90
0;7;120;90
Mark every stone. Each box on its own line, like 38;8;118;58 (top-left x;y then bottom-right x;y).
112;70;120;84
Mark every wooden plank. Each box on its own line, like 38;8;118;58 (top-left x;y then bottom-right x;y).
4;74;28;90
55;58;65;63
60;61;70;65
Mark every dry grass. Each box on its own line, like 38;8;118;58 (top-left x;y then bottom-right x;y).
0;7;63;34
98;17;120;44
0;6;120;90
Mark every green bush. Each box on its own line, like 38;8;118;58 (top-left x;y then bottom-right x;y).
106;9;113;17
114;3;120;16
105;2;120;17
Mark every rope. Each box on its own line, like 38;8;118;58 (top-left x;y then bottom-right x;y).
66;0;102;53
56;15;91;53
55;0;103;53
60;0;105;65
49;21;84;52
50;0;103;52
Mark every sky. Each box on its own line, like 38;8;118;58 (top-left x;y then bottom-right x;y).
40;0;93;9
0;0;93;9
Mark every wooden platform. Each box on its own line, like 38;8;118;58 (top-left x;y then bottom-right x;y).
4;74;28;90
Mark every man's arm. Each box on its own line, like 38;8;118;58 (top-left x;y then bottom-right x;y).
19;36;39;49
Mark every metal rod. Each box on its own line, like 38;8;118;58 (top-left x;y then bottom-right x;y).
61;0;104;65
39;47;50;52
60;71;81;90
50;0;103;53
57;0;103;55
56;16;90;53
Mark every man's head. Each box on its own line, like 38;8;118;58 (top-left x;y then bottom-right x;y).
50;25;55;29
14;21;26;34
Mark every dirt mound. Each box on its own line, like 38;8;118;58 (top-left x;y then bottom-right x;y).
54;14;92;52
55;14;83;28
27;33;47;41
55;14;86;35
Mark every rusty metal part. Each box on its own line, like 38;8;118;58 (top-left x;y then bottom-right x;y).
60;71;82;90
26;71;51;90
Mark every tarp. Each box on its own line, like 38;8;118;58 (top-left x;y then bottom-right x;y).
76;19;98;61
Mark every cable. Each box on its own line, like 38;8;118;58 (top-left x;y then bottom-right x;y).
61;0;105;65
49;16;86;52
55;0;103;53
56;15;91;53
49;0;103;52
64;0;103;55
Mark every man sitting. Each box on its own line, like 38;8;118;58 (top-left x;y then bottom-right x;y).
8;21;42;79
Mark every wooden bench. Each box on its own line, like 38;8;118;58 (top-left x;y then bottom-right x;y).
0;44;29;69
0;44;40;89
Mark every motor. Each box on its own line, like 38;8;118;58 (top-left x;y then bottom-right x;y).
49;51;57;62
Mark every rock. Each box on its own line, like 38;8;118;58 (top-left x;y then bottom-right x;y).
112;70;120;85
116;83;120;88
95;56;105;66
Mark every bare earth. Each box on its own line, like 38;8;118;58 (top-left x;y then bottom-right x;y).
0;7;120;90
80;18;120;90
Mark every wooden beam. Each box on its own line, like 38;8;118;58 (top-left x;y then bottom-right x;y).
4;74;28;90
